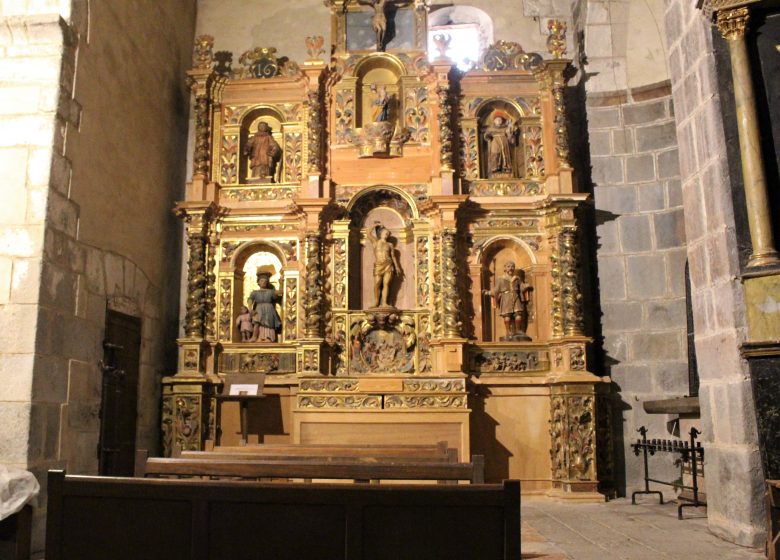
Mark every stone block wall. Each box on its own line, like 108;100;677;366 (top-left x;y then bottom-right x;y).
663;0;765;547
0;0;196;553
587;88;689;494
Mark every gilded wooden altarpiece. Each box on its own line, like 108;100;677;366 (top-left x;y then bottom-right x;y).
164;3;609;497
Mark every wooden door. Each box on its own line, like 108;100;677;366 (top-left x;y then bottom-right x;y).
98;310;142;476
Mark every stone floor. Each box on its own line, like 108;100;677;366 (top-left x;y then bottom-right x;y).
521;498;766;560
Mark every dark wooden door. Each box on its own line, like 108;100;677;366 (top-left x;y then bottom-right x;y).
98;310;142;476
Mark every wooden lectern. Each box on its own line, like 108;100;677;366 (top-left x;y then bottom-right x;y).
214;373;266;446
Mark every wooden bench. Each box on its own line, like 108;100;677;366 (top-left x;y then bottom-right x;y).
175;442;458;464
46;470;520;560
136;451;485;484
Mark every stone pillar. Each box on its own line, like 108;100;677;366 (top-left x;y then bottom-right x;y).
715;7;779;268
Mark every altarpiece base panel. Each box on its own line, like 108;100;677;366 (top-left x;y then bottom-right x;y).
165;3;612;497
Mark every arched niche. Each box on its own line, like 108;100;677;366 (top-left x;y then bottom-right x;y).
232;242;287;339
346;187;417;310
354;54;404;128
240;106;285;184
479;237;536;342
476;100;525;180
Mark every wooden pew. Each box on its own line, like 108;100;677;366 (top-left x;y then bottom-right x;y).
136;451;485;484
176;442;458;464
46;470;520;560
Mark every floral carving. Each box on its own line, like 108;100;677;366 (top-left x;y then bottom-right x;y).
174;396;201;452
418;314;432;373
284;277;298;341
431;235;443;336
298;395;381;409
306;90;323;172
299;379;359;392
333;238;347;309
546;20;567;60
523;126;544;177
460;125;479;180
193;35;215;70
550;394;596;482
283;132;303;183
385;395;466;409
161;395;173;457
219;278;232;340
333;314;347;375
415;236;430;307
403;378;465;392
334;90;355;144
469;181;542;197
221;135;238;184
405;87;429;143
236;47;301;79
221;186;298;201
436;84;453;170
570;346;586;370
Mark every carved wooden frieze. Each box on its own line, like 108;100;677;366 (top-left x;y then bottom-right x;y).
218;277;232;341
469;180;543;197
471;350;546;373
221;186;298;202
298;395;381;409
218;352;296;374
549;393;597;482
299;379;359;392
174;395;202;452
403;378;466;392
385;395;466;409
284;277;298;342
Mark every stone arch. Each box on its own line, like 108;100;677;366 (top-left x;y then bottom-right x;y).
346;185;420;227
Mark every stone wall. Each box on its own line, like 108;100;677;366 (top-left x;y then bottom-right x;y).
587;87;689;494
0;0;197;553
663;0;765;547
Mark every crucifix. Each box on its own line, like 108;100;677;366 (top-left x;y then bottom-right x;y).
357;0;388;51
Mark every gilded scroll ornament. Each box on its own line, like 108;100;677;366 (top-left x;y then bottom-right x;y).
523;126;544;177
221;186;298;202
335;90;355;144
217;133;248;166
546;20;567;59
179;213;208;338
469;181;542;197
441;229;463;337
473;351;542;373
306;90;323;173
333;314;347;375
285;277;298;341
161;395;173;457
283;132;303;183
549;394;597;481
403;378;466;392
715;7;749;40
193;35;215;70
385;395;466;409
304;234;323;338
405;87;430;143
333;238;347;309
474;217;539;230
431;235;443;336
436;84;454;170
219;278;232;340
479;41;543;72
174;396;202;452
418;314;432;373
570;346;586;370
298;395;381;409
299;379;359;392
552;75;570;168
237;47;301;79
560;228;584;336
460;125;480;180
415;236;430;307
192;93;211;178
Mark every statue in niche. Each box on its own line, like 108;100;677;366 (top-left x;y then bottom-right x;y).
244;122;281;182
482;113;518;179
371;84;391;122
357;0;387;51
247;270;282;342
484;261;533;341
369;222;401;308
236;305;254;342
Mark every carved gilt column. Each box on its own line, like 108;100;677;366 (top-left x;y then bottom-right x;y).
303;232;323;339
441;228;463;338
715;7;780;267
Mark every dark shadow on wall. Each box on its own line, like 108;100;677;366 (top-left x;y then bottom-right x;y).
565;55;628;498
469;384;512;483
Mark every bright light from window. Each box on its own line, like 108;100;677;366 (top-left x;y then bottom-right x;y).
428;24;481;71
